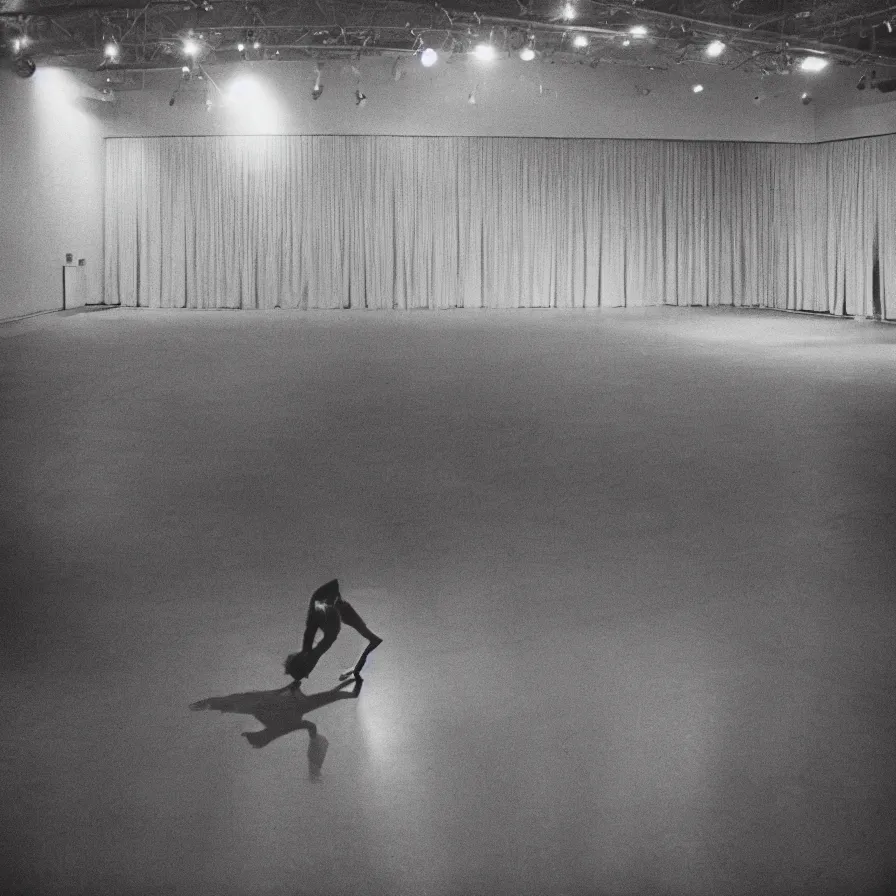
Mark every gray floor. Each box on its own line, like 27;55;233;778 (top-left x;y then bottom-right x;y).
2;306;895;896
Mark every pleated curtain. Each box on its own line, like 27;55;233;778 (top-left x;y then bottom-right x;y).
103;134;896;319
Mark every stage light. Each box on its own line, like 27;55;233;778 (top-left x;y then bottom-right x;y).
421;47;438;66
13;56;36;78
104;43;119;59
474;43;496;61
692;83;704;93
706;40;725;57
629;25;648;37
573;34;588;48
183;39;199;57
799;55;828;72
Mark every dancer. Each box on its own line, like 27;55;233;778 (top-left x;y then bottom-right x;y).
282;578;382;694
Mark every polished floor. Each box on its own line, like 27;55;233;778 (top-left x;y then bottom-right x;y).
2;306;895;896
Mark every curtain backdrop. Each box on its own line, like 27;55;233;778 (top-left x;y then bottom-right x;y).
103;135;895;318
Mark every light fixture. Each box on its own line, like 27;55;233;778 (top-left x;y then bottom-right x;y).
421;47;438;67
573;34;588;49
629;25;648;37
799;55;828;72
692;84;704;93
474;43;496;61
183;38;199;56
706;40;725;57
13;55;36;78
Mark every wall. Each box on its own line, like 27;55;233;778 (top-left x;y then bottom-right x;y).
0;67;106;320
101;55;817;142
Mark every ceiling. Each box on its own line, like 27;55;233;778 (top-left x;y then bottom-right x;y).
2;0;896;78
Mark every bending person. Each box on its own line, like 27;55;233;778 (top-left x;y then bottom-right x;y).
282;578;382;693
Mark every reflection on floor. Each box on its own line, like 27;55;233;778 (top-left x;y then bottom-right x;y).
3;306;895;896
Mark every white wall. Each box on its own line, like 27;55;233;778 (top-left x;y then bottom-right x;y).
0;67;105;320
102;56;816;142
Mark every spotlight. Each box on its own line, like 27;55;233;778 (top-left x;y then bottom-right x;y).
563;3;575;21
706;40;725;57
692;83;704;93
13;55;36;78
104;42;119;59
421;47;438;67
183;39;199;57
573;34;588;49
629;25;648;37
474;43;496;61
799;55;828;72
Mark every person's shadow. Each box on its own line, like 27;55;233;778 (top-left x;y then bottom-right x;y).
190;677;363;778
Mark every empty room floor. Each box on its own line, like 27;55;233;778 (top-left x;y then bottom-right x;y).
2;306;895;896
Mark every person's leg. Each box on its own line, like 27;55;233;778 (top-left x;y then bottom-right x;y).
337;599;382;680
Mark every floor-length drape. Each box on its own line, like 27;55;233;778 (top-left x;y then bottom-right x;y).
104;134;895;319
